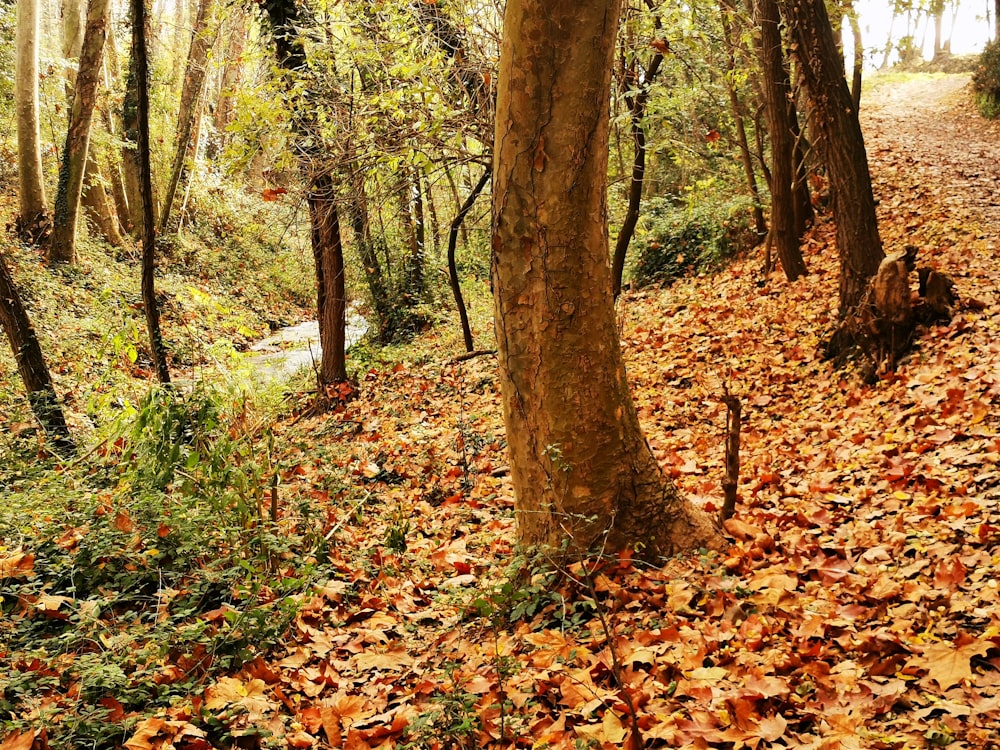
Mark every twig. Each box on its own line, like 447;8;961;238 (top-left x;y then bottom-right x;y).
720;390;741;522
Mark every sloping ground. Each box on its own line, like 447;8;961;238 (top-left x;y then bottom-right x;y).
8;74;1000;749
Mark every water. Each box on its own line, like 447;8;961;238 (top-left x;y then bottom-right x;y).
248;311;369;380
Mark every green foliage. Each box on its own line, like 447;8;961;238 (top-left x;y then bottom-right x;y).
0;385;334;747
973;40;1000;119
630;189;757;289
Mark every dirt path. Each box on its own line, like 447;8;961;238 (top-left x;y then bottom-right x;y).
860;73;1000;310
863;73;1000;239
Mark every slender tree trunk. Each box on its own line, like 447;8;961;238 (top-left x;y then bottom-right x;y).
15;0;49;242
81;154;125;246
786;0;883;316
449;167;490;353
422;168;441;258
0;253;75;453
122;42;144;233
756;0;807;280
492;0;720;558
310;172;348;384
160;0;217;232
720;0;767;240
611;34;663;298
263;0;348;384
411;171;425;298
213;8;248;136
49;0;110;264
132;0;170;383
845;1;863;111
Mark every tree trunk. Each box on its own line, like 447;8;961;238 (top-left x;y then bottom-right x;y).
786;0;884;316
132;0;170;384
310;172;348;384
720;0;766;240
492;0;720;558
49;0;110;264
0;253;74;453
611;32;663;298
449;167;490;353
845;0;863;111
160;0;217;232
263;0;348;385
14;0;49;242
81;154;125;246
756;0;807;280
213;8;248;136
122;41;144;233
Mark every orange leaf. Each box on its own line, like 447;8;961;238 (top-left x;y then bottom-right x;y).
0;731;35;750
0;552;34;580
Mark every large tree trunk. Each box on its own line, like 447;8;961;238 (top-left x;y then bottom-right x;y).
491;0;720;558
160;0;217;232
132;0;170;384
0;253;74;453
49;0;110;264
786;0;883;316
756;0;807;280
14;0;49;243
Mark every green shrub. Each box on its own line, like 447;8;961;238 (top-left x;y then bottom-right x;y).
630;193;756;289
973;40;1000;118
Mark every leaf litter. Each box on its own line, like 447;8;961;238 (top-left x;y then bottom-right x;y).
5;75;1000;749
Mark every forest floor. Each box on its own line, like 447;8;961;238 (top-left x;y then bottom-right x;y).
5;73;1000;750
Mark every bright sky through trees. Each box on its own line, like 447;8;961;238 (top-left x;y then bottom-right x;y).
852;0;992;69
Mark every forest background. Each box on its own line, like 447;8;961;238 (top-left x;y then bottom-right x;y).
3;0;1000;748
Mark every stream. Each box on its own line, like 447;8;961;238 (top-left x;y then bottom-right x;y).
248;311;369;380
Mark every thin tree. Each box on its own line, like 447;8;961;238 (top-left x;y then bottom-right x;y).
0;253;75;453
263;0;348;385
132;0;170;383
159;0;218;232
611;7;665;299
785;0;884;317
14;0;48;243
448;166;491;353
491;0;721;558
49;0;110;264
719;0;767;241
755;0;807;280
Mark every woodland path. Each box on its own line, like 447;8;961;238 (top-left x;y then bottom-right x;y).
862;73;1000;256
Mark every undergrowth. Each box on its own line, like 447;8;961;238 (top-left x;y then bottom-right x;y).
630;191;757;289
0;384;338;748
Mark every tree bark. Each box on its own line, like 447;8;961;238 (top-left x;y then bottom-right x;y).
49;0;110;264
14;0;49;242
786;0;883;315
0;253;75;453
132;0;170;384
160;0;217;232
310;172;348;384
492;0;720;558
755;0;807;280
263;0;348;385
